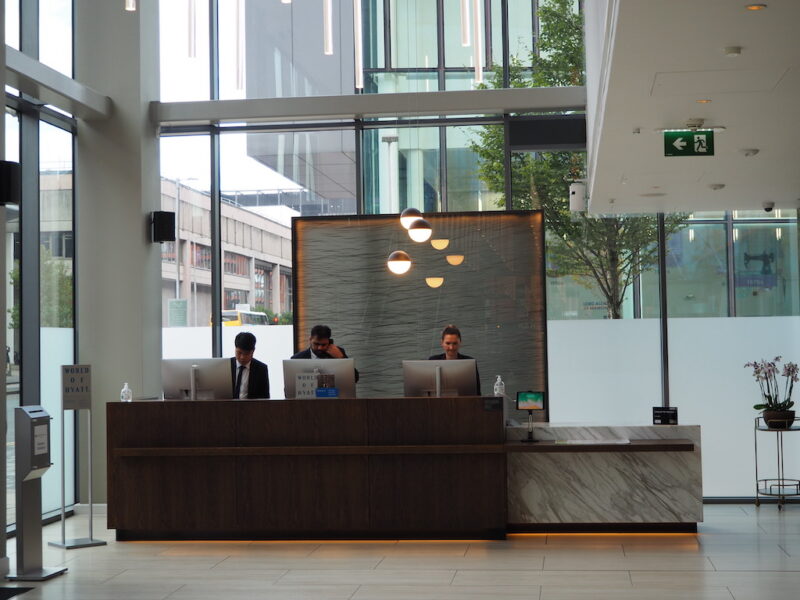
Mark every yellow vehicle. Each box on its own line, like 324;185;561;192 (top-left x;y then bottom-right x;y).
220;310;271;326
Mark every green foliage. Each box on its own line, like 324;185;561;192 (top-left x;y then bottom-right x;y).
8;245;74;329
469;0;685;318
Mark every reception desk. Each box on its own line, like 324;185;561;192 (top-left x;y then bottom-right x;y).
506;424;702;532
107;397;507;540
107;401;701;539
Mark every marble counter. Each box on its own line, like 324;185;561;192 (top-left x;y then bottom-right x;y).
506;424;702;528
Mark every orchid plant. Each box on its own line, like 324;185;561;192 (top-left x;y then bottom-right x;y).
745;356;799;412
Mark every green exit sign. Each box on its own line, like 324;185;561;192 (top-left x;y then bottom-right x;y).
664;130;714;157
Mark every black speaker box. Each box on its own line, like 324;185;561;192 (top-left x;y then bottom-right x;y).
152;211;176;242
0;161;21;205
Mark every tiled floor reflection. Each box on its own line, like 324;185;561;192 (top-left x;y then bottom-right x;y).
3;504;800;599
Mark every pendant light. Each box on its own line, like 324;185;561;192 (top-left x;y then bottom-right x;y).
387;250;412;275
400;207;422;229
407;219;433;243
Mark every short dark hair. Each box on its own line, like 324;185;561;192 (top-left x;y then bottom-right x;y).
235;331;256;352
441;324;461;340
310;324;332;340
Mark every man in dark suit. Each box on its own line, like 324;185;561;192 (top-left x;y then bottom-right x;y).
428;324;481;394
231;331;270;399
292;324;359;382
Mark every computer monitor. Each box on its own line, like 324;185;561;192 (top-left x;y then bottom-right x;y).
402;359;478;397
162;358;233;400
282;359;356;399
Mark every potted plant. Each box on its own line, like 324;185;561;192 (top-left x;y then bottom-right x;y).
746;356;799;429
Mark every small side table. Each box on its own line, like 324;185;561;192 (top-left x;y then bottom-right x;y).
754;416;800;509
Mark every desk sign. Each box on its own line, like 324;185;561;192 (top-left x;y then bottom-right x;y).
653;406;678;425
295;374;318;399
62;364;92;410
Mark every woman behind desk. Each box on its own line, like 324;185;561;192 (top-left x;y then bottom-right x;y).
428;324;481;395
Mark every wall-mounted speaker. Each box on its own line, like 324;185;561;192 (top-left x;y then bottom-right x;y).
0;161;21;205
151;211;176;243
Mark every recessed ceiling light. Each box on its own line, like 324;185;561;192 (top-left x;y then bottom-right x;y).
696;99;712;104
745;3;767;10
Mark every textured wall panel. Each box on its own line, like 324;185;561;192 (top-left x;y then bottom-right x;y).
293;211;546;408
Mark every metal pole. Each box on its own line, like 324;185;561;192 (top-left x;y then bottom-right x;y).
88;409;93;540
657;213;670;407
175;182;181;298
59;405;65;544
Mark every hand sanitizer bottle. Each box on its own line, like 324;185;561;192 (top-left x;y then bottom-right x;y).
120;382;133;402
493;375;505;397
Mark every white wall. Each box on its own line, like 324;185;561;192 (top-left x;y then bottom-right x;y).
548;316;800;497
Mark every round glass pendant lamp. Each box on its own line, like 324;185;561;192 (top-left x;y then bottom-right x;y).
430;239;449;250
400;207;423;229
387;250;412;274
446;254;464;266
407;218;433;242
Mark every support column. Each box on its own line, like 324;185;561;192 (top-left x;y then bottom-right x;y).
74;0;161;503
0;1;9;576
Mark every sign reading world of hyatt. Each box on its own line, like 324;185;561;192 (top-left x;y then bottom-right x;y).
664;130;714;157
62;364;92;410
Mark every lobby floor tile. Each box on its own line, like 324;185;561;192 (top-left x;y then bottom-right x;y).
8;504;800;600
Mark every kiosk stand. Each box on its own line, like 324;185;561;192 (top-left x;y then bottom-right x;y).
50;364;106;549
7;406;67;581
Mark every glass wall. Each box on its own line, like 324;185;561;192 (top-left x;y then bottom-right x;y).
39;121;75;515
159;135;212;358
4;0;79;526
39;0;72;77
5;0;19;49
159;0;543;100
159;0;211;101
363;126;440;214
5;112;20;527
641;223;729;318
734;222;799;317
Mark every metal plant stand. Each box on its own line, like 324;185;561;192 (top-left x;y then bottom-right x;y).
754;416;800;509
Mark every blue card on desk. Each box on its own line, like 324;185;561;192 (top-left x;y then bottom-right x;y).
315;387;339;398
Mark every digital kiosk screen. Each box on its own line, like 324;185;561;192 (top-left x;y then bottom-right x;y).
516;391;545;411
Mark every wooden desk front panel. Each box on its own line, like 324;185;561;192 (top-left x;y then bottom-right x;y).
369;454;506;535
238;455;369;532
107;398;505;538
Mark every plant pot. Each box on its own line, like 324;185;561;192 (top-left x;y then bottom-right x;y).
763;410;796;429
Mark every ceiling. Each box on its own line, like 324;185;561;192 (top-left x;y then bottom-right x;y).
586;0;800;214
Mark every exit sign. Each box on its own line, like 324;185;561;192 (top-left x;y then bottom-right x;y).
664;130;714;157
